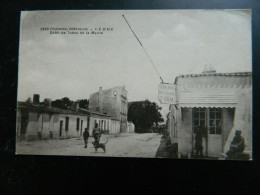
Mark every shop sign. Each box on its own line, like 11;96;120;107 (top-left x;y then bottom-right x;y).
158;83;176;104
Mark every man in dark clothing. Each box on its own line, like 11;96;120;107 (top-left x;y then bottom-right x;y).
92;123;102;144
195;126;204;157
226;130;245;159
83;128;89;148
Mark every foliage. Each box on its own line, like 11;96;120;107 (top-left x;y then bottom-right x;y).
51;97;89;109
51;97;73;109
78;99;89;109
127;100;164;133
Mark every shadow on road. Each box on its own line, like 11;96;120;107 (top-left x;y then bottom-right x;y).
155;136;178;159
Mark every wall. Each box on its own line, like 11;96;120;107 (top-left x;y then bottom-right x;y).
102;88;119;118
89;93;100;112
89;86;128;133
177;108;193;157
168;105;178;144
59;114;88;138
17;108;91;140
101;86;127;122
223;87;252;156
110;120;120;134
26;112;39;140
89;116;112;135
222;108;234;148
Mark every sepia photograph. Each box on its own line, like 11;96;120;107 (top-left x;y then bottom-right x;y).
16;9;252;160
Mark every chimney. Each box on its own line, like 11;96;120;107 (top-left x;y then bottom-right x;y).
33;94;40;104
99;87;102;93
26;97;32;103
202;65;216;74
98;87;103;112
44;98;52;108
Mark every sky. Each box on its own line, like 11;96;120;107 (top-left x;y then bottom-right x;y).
18;10;252;120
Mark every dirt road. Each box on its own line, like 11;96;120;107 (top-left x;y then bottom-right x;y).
16;133;163;158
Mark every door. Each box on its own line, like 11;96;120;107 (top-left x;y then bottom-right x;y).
192;108;223;157
208;108;222;157
80;120;83;136
193;108;207;155
65;117;69;131
59;121;63;137
20;110;29;140
21;111;29;135
87;117;90;130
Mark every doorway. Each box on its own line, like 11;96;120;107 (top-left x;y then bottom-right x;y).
80;120;83;136
65;117;69;131
20;111;29;135
192;108;223;157
59;121;63;137
20;110;29;140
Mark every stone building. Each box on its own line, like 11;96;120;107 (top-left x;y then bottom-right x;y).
89;86;129;133
16;94;120;141
167;71;252;159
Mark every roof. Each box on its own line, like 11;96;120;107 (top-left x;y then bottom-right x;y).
173;71;252;108
18;101;90;116
174;72;252;84
17;102;112;118
78;107;111;118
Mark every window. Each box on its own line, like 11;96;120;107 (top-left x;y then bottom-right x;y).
193;108;222;135
193;108;206;134
209;108;222;134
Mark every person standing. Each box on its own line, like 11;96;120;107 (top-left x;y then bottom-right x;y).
92;123;102;144
83;128;89;148
195;126;204;157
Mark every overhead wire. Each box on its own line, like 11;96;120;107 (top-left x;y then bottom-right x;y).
122;15;164;83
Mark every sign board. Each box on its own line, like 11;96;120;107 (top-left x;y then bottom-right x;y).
158;83;176;104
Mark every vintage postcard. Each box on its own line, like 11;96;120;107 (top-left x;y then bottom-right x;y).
16;10;252;160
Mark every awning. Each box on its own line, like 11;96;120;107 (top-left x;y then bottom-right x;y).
177;85;237;108
179;103;236;108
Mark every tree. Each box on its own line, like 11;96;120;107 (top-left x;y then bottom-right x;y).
127;100;164;133
51;97;89;110
51;97;73;109
77;99;89;109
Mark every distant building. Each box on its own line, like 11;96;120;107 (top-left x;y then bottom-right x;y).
127;121;135;133
16;94;120;141
89;86;129;133
168;71;252;159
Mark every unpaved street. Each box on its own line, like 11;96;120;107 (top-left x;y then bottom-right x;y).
16;133;163;158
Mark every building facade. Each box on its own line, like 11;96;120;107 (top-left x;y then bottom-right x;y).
167;71;252;159
127;121;135;133
89;86;129;133
16;95;118;141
